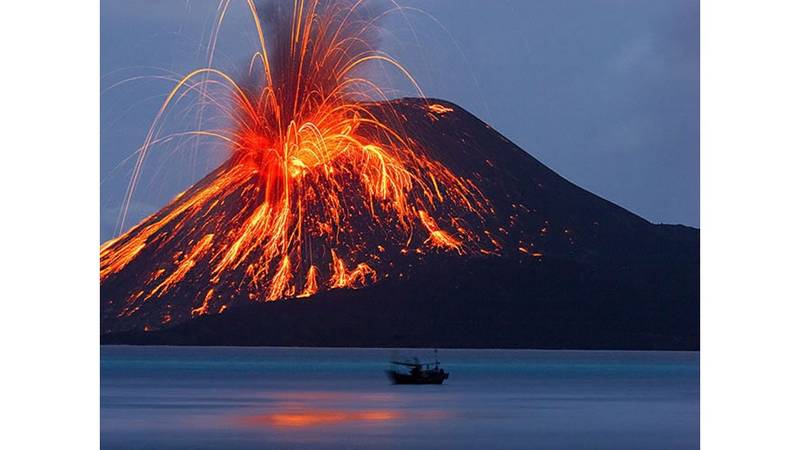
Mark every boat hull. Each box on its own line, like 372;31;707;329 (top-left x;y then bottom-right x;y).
386;370;449;385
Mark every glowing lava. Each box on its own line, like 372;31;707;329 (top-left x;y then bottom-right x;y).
100;0;501;327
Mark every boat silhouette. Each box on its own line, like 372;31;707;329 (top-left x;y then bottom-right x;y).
386;351;449;385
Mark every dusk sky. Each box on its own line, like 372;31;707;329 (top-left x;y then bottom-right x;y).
101;0;699;242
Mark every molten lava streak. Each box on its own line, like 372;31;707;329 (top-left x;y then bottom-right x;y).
101;0;496;326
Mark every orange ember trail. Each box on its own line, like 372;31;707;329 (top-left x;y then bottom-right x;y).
101;0;500;325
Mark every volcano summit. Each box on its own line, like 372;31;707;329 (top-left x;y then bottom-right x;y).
101;98;699;350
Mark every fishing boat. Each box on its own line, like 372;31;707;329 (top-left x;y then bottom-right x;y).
386;351;449;385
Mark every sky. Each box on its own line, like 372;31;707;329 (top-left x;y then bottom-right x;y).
100;0;699;242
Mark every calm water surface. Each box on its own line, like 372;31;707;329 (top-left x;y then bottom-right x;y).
101;346;699;450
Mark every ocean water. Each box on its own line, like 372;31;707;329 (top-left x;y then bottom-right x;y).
101;346;699;450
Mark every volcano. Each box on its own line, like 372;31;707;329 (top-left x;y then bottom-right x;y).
101;98;698;349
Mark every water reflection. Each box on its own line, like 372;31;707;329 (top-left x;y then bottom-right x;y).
236;390;448;429
241;408;402;428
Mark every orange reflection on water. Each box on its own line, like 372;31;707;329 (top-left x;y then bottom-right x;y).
241;409;402;428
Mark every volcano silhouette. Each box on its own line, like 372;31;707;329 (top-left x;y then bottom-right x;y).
101;98;698;350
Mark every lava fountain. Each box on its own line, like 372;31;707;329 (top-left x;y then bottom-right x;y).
101;0;500;329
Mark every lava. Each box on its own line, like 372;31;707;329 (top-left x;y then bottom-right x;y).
101;0;498;327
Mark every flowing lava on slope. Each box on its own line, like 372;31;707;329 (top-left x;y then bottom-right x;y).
101;0;507;328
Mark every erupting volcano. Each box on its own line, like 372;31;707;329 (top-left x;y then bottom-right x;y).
102;0;497;329
101;0;699;349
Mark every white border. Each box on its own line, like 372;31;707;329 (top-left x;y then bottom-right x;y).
1;1;99;449
702;0;800;449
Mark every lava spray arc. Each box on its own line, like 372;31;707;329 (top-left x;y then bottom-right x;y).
101;0;501;329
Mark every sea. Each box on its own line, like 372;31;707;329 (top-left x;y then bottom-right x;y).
101;346;699;450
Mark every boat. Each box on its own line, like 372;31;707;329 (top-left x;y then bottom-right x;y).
386;351;449;385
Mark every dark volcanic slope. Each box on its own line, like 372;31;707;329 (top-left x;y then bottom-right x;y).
102;98;699;350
